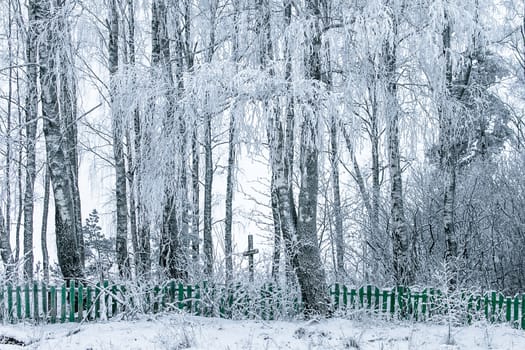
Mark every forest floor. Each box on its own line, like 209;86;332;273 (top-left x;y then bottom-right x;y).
0;313;524;349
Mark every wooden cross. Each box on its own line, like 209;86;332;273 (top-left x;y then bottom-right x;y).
242;234;259;282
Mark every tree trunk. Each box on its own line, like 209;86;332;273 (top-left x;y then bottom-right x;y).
224;0;240;284
293;0;328;315
38;0;84;280
329;115;344;278
109;0;130;277
384;15;412;285
41;168;50;283
202;1;217;278
126;0;150;278
441;19;459;287
152;0;178;279
58;27;84;268
0;207;13;270
191;126;200;266
5;0;14;272
23;0;39;280
203;113;213;277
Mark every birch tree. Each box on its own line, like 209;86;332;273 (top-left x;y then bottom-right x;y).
38;0;84;279
108;0;130;277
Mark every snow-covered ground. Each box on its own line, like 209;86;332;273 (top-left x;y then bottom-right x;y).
0;314;524;349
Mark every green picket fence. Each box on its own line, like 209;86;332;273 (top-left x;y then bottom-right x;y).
0;281;524;330
0;281;300;324
330;284;525;330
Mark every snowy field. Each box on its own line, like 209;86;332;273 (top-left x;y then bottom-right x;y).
0;314;524;349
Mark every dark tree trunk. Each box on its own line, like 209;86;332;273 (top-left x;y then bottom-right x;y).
109;0;130;277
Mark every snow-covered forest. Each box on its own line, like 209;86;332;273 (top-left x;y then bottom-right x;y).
1;0;525;321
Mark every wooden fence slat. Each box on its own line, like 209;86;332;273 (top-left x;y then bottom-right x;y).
513;295;519;327
421;290;427;319
333;283;340;310
69;281;75;322
506;297;511;322
15;286;21;320
0;286;4;322
50;286;56;324
153;286;160;314
42;283;48;321
467;295;473;324
177;283;184;310
95;282;100;319
86;286;92;320
350;288;356;308
33;282;39;321
374;287;380;311
60;285;66;323
390;289;395;316
78;283;84;322
414;292;420;320
7;284;13;321
112;285;118;316
169;281;176;306
24;284;30;319
521;294;525;329
382;290;388;313
484;293;490;322
186;285;192;312
103;281;109;318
